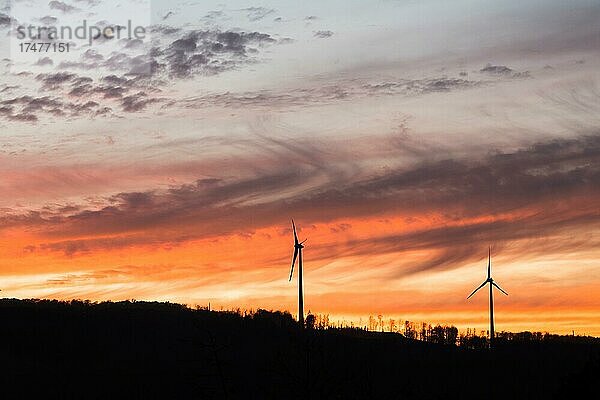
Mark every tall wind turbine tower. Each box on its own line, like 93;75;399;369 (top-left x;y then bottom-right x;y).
467;247;508;346
289;219;307;326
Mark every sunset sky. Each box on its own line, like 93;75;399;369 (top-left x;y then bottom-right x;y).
1;0;599;335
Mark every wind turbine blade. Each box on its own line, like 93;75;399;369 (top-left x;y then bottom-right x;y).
467;280;488;299
291;219;299;245
492;282;508;296
487;247;491;279
300;238;307;245
289;248;298;281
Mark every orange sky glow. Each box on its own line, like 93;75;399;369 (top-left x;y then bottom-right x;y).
1;0;599;337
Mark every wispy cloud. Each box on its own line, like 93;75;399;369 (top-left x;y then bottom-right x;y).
5;134;599;271
313;30;333;39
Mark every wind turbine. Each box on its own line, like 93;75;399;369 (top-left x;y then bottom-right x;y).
467;247;508;346
289;219;307;326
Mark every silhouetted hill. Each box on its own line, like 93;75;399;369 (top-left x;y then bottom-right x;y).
0;299;597;399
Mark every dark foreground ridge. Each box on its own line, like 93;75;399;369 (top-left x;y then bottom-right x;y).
1;299;598;399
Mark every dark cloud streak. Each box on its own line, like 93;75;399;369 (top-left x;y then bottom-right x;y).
6;135;600;271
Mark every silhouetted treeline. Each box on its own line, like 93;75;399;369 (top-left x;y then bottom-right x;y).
0;299;598;399
316;313;593;349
